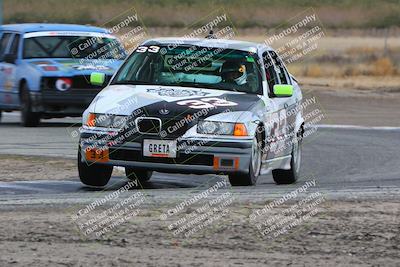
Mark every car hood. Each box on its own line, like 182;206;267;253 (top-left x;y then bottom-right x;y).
26;58;122;76
90;85;261;120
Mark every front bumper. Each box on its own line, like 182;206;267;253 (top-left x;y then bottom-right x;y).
80;136;253;175
31;75;109;116
31;89;99;116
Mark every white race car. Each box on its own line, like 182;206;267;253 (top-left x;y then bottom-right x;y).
78;38;304;187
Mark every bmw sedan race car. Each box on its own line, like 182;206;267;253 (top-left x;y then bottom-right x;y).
0;23;125;126
78;38;304;187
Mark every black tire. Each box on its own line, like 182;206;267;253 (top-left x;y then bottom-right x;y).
20;83;40;127
228;130;262;186
78;148;113;187
0;110;2;123
125;167;153;183
272;132;302;185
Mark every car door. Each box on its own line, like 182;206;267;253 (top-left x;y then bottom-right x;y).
261;50;293;159
0;32;19;109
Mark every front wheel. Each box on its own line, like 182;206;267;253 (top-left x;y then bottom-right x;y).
272;132;302;185
20;84;40;127
228;131;262;186
78;148;113;187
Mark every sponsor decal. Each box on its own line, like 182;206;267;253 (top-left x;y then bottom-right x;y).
55;78;72;91
3;67;13;75
4;80;14;90
4;94;12;104
146;88;209;97
176;97;238;109
30;61;53;65
71;65;110;71
55;60;111;71
24;31;116;39
159;105;171;115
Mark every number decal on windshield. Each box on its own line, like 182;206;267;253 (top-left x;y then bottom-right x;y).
177;98;238;109
136;46;160;53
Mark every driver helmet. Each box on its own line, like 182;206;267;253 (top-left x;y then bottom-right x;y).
221;60;247;85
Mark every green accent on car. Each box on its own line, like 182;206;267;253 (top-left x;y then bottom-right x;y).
90;72;105;86
246;56;255;63
273;84;293;97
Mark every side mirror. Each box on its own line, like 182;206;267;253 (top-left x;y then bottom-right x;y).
273;84;293;97
90;72;106;86
4;53;16;64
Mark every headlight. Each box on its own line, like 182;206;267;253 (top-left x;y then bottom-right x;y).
112;115;128;128
86;113;128;128
197;120;248;136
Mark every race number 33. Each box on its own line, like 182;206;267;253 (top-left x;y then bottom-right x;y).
177;97;238;109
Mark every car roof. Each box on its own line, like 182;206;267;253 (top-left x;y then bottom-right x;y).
0;23;108;34
143;37;272;52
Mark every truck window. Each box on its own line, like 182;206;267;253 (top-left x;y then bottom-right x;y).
0;33;13;60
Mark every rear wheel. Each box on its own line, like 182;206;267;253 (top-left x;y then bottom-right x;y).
125;168;153;183
228;131;262;186
20;84;40;127
78;148;113;187
272;131;302;185
0;110;2;123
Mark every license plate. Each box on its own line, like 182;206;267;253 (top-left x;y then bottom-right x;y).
85;148;109;162
143;139;177;158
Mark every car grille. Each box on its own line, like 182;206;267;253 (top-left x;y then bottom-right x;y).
136;118;161;135
161;118;190;137
41;75;111;90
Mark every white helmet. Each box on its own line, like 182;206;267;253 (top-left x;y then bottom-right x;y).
221;60;247;85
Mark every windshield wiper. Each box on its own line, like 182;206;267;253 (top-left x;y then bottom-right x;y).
165;82;219;90
111;80;157;85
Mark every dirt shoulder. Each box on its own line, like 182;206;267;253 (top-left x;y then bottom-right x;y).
0;155;77;182
0;155;125;182
300;77;400;127
0;200;398;266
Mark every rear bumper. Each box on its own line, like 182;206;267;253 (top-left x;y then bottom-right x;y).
80;137;253;175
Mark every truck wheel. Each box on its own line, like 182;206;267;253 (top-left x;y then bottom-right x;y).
228;131;262;186
125;167;153;183
272;132;302;185
21;84;40;127
78;148;113;187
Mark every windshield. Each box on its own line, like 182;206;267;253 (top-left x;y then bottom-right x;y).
23;36;125;60
112;45;262;94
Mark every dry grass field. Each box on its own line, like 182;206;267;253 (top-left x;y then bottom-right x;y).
5;0;400;85
5;0;400;29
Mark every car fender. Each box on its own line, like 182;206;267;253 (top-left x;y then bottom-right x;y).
18;62;42;91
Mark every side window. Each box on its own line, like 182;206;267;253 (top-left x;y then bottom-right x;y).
269;50;290;85
0;33;13;60
9;34;21;58
262;52;279;93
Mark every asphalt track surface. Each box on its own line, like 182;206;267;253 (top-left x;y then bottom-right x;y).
0;111;399;203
